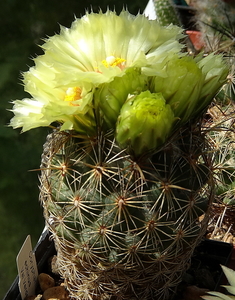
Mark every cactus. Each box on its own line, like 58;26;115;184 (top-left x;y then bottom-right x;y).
193;0;235;52
193;0;235;207
39;125;214;300
205;103;235;207
154;0;182;26
10;10;228;300
193;0;235;102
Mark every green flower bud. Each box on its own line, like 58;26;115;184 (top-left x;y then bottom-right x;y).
94;68;148;129
115;91;175;157
151;55;205;124
150;53;229;125
195;53;229;115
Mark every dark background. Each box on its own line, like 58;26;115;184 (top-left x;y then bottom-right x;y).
0;0;149;297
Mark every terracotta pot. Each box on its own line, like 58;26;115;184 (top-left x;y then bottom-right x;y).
186;30;204;51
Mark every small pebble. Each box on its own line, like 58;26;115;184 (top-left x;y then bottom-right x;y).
43;286;69;300
38;273;55;292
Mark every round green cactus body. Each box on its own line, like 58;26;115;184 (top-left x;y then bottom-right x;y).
40;126;213;300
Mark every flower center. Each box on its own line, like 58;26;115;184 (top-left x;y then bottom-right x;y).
102;56;126;68
64;87;82;106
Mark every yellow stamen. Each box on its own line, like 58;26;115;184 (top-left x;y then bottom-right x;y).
102;56;126;68
64;87;82;106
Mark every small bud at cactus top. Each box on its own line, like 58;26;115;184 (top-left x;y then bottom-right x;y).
195;53;229;115
115;90;175;157
151;55;205;124
94;68;148;129
151;53;228;125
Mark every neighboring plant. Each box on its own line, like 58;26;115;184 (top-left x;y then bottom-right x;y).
193;0;235;52
192;0;235;207
10;10;228;300
205;104;235;206
193;0;235;101
153;0;182;26
201;265;235;300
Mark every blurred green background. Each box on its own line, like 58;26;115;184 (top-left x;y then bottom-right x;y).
0;0;148;297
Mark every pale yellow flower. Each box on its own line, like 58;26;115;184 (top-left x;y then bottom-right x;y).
11;81;94;132
10;10;184;132
38;10;184;86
